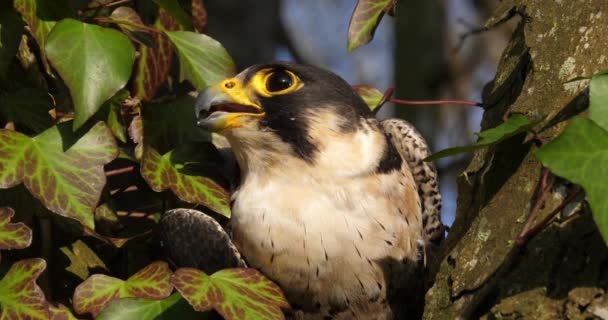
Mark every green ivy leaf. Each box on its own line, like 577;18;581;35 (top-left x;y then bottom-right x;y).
45;19;135;129
426;114;536;161
0;258;49;320
153;0;193;30
0;207;32;251
172;268;289;320
352;85;384;111
0;87;54;133
101;90;129;143
140;144;230;217
347;0;394;52
60;239;108;280
536;117;608;244
590;72;608;131
13;0;59;73
73;261;173;317
0;122;118;230
97;293;201;320
165;31;235;90
133;10;181;101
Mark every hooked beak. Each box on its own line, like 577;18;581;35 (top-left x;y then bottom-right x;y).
195;78;264;131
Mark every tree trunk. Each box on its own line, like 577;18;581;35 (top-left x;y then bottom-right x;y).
423;1;608;319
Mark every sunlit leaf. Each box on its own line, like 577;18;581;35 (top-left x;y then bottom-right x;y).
73;261;173;317
96;293;201;320
0;207;32;251
153;0;193;30
0;87;54;133
191;0;207;33
173;268;289;320
0;122;118;229
60;239;108;280
352;85;384;111
426;114;536;161
590;72;608;131
536;117;608;244
133;9;181;101
140;144;230;217
165;31;235;90
0;258;49;320
347;0;394;52
45;19;135;129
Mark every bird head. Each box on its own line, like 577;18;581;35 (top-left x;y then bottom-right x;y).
196;62;389;175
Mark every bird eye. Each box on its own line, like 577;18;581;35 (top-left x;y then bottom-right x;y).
265;70;294;92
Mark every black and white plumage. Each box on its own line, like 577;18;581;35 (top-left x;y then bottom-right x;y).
160;62;443;319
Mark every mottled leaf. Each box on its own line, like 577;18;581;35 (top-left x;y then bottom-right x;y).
426;114;536;161
173;268;289;320
109;7;154;47
0;122;118;229
153;0;193;30
165;31;235;90
352;85;384;111
60;239;107;280
49;303;79;320
191;0;207;33
96;293;201;320
45;19;135;129
133;9;181;101
73;261;173;317
536;117;608;244
0;258;49;320
13;0;58;72
347;0;394;51
590;72;608;131
0;87;54;133
0;8;25;79
0;207;32;251
140;144;230;217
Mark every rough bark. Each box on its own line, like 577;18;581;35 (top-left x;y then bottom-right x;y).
423;1;608;319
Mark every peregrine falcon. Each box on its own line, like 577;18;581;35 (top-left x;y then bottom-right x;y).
162;62;443;319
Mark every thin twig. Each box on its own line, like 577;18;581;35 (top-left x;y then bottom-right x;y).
388;98;482;107
105;166;135;177
95;17;161;34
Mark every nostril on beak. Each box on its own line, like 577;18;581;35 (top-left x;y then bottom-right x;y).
224;81;235;89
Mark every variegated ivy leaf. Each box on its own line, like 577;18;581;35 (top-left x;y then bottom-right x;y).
191;0;208;33
0;122;118;230
73;261;173;317
347;0;395;51
49;303;79;320
0;258;49;320
60;239;108;280
352;85;384;111
96;293;200;320
172;268;289;320
0;207;32;251
140;144;230;217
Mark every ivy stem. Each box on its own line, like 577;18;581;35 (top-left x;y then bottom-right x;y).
105;166;135;177
378;87;482;109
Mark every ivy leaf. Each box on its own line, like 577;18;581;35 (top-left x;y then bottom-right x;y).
536;117;608;244
60;239;108;280
109;7;155;48
347;0;394;52
13;0;59;73
49;303;79;320
73;261;173;317
165;31;235;90
96;293;201;320
153;0;193;30
133;9;181;101
172;268;289;320
0;88;54;133
0;207;32;251
0;122;118;230
45;19;135;129
590;72;608;131
352;85;384;111
191;0;207;33
426;114;536;161
0;258;49;320
140;144;230;217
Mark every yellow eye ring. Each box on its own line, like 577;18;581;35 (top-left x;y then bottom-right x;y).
253;69;303;97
